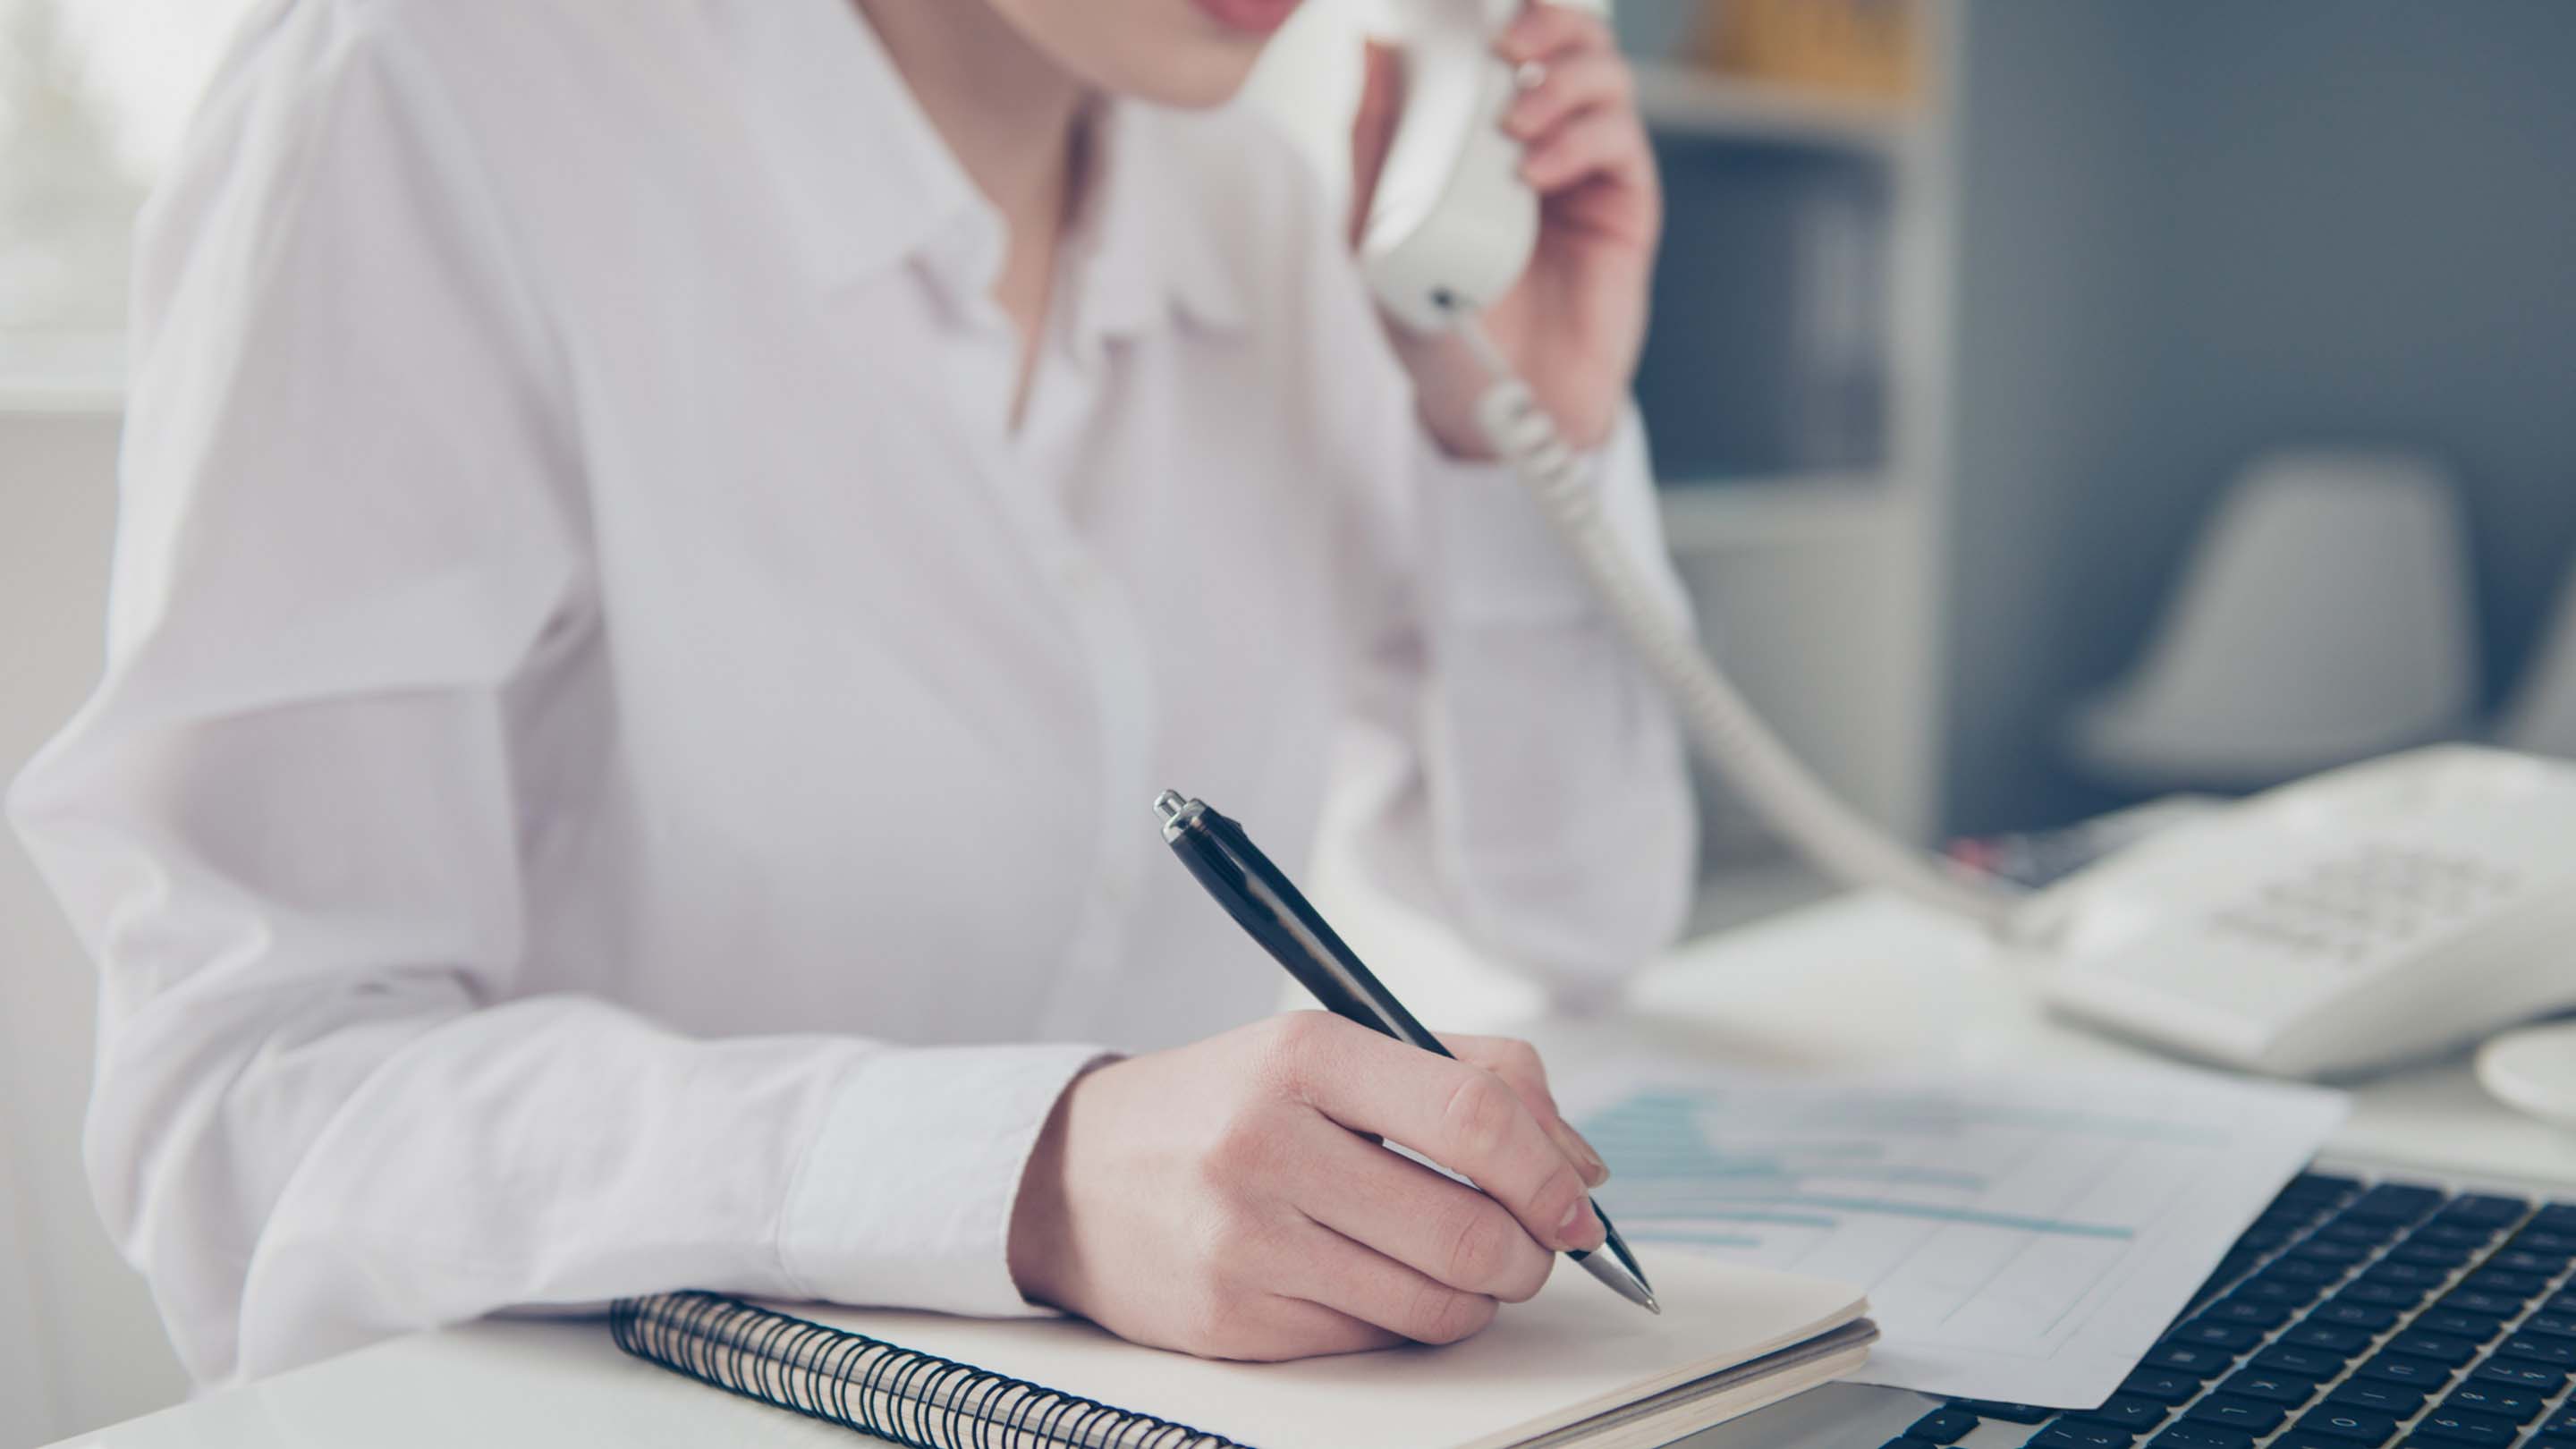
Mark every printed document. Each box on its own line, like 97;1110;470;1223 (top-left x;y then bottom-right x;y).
1567;1066;2346;1407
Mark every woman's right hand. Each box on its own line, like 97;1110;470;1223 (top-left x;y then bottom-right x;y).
1006;1013;1613;1360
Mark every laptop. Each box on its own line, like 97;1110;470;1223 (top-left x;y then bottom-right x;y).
1699;1160;2576;1449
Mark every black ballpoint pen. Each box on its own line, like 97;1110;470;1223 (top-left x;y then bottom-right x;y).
1153;788;1659;1316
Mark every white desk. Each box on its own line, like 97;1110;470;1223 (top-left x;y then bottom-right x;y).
1582;893;2576;1186
47;893;2576;1449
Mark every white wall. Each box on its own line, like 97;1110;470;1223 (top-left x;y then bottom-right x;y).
0;408;189;1448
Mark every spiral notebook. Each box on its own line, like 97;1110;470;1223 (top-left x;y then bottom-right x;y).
611;1254;1873;1449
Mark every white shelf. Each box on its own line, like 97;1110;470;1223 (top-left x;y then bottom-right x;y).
1631;64;1918;155
1657;474;1896;552
0;377;123;416
0;335;127;415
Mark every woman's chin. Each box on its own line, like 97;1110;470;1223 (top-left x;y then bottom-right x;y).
1088;38;1269;108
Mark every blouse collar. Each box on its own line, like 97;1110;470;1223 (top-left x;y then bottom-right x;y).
710;0;1246;349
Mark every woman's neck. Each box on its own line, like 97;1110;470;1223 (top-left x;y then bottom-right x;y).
854;0;1088;421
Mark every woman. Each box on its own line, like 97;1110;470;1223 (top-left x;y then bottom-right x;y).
9;0;1692;1385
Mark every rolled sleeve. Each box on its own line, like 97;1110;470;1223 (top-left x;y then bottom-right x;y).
1420;403;1684;627
778;1042;1114;1317
1336;391;1697;1004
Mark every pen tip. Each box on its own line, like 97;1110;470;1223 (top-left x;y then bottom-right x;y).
1644;1291;1662;1316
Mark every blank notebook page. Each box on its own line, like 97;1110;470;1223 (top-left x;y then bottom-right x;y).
789;1256;1867;1449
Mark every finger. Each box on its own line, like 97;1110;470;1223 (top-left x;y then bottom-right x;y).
1284;1019;1603;1252
1347;38;1403;249
1224;1296;1406;1361
1441;1034;1609;1188
1295;1117;1555;1301
1520;108;1651;194
1496;2;1616;67
1282;1217;1502;1346
1500;49;1632;145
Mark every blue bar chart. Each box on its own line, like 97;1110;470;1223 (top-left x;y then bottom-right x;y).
1574;1072;2344;1405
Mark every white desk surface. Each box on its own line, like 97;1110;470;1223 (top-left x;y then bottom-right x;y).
47;892;2576;1449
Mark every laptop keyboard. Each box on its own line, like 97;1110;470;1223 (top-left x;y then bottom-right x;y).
1880;1173;2576;1449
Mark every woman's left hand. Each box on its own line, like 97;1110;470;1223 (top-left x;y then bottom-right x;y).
1350;4;1661;458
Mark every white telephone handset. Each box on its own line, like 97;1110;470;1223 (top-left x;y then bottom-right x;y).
1358;1;2576;1087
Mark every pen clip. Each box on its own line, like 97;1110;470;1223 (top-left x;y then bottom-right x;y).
1157;792;1445;1055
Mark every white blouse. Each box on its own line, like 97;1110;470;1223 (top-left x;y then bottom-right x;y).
7;0;1693;1387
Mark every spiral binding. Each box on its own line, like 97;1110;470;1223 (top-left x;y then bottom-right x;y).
611;1292;1249;1449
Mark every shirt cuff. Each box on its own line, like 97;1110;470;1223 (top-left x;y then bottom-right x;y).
777;1041;1113;1318
1421;402;1681;625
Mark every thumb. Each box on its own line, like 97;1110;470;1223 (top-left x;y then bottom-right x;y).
1346;38;1403;250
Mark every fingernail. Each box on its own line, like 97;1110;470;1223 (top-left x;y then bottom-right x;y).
1576;1141;1611;1188
1550;1123;1609;1186
1556;1198;1606;1251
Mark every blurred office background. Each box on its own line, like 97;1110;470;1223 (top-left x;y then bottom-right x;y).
5;2;2575;1444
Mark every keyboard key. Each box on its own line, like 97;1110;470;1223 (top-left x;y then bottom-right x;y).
2438;1291;2524;1319
2469;1357;2569;1392
2338;1281;2429;1310
2325;1380;2425;1417
2437;1383;2544;1423
2496;1333;2576;1368
2511;1227;2576;1258
2264;1258;2342;1285
2145;1428;2253;1449
2025;1424;2131;1449
2411;1223;2499;1251
2522;1309;2576;1341
2344;1184;2444;1223
2068;1394;2168;1433
2525;1203;2576;1233
2121;1369;2201;1404
2232;1278;2318;1308
2360;1262;2450;1292
2438;1195;2530;1229
2281;1321;2377;1356
2169;1320;2263;1352
1879;1439;1936;1449
2184;1394;2285;1435
2408;1405;2521;1446
2460;1267;2547;1298
2486;1247;2566;1275
2385;1242;2472;1270
2546;1403;2576;1434
2355;1353;2452;1390
2254;1344;2349;1378
2145;1341;2238;1377
2281;1171;2362;1202
2201;1300;2291;1330
2295;1405;2401;1443
2382;1330;2480;1367
2411;1309;2507;1342
2292;1241;2375;1269
2220;1367;2316;1404
2311;1300;2401;1333
2318;1219;2403;1247
2271;1436;2385;1449
1905;1408;1979;1443
1956;1400;2057;1423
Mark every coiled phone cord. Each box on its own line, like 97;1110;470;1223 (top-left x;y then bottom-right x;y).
1451;315;2025;935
